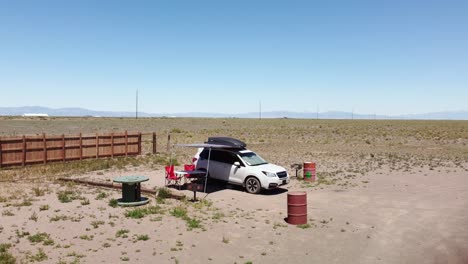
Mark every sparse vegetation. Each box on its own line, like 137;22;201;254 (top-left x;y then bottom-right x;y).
79;235;94;241
1;117;467;263
0;243;16;264
135;234;149;241
108;198;118;208
33;187;46;196
81;198;90;205
116;229;130;238
28;248;48;262
39;205;49;211
156;187;172;203
95;192;108;200
26;232;54;247
91;220;105;229
57;190;83;203
29;212;38;222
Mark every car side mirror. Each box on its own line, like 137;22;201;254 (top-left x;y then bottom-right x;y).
234;161;241;167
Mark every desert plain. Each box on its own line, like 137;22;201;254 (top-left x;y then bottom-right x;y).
0;117;467;264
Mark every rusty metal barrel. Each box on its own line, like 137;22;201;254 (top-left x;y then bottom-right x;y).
287;191;307;225
303;162;316;182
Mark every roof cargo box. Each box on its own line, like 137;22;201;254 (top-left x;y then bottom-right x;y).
205;137;247;148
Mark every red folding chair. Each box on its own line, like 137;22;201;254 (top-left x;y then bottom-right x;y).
183;164;196;183
184;164;195;171
165;165;181;189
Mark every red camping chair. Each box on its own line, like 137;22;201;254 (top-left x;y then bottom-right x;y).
184;164;195;171
165;165;181;189
183;164;196;183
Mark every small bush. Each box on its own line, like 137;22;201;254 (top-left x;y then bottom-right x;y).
116;229;130;238
96;192;108;200
108;199;118;208
28;232;50;243
81;198;90;206
0;243;16;264
29;248;48;262
79;235;94;241
136;234;149;241
49;215;68;222
125;208;146;219
29;212;38;222
91;221;105;229
33;187;46;197
2;210;14;216
156;187;171;200
57;192;71;203
170;207;187;218
297;224;311;229
185;217;202;230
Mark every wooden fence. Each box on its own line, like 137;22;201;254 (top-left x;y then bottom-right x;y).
0;132;143;168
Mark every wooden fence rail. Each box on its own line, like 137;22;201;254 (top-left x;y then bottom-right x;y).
0;131;143;168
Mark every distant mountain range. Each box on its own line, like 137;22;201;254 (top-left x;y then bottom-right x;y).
1;106;468;120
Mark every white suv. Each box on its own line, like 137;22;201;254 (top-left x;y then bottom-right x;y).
193;145;290;194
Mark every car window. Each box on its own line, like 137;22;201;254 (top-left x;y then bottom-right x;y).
210;150;225;162
239;152;268;166
199;149;226;162
199;149;239;165
199;149;209;160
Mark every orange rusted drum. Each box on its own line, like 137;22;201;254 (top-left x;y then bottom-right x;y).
303;162;316;182
287;191;307;225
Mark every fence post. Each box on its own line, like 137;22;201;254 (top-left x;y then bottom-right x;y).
43;133;47;164
22;135;26;166
0;138;2;168
79;133;83;160
125;131;128;157
167;133;171;152
138;132;142;155
111;133;114;158
62;134;65;162
152;132;157;154
96;133;99;158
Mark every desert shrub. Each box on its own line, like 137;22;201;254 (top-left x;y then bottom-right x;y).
0;243;16;264
108;198;118;208
170;207;187;218
125;208;146;219
156;187;171;202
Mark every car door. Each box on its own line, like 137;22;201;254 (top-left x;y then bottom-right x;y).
206;150;225;180
209;150;233;182
228;154;249;184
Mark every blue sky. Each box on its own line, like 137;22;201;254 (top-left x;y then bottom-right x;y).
1;0;467;115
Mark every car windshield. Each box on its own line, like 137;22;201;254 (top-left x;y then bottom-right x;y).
239;152;268;166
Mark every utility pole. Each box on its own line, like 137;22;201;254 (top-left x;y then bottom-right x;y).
259;100;262;120
316;105;319;120
351;108;354;120
136;89;139;119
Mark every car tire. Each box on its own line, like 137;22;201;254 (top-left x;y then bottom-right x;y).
245;177;261;194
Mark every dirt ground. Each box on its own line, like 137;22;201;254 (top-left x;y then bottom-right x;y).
1;117;468;263
1;164;467;264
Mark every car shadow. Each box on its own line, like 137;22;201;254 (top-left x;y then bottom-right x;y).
260;188;288;195
176;178;288;196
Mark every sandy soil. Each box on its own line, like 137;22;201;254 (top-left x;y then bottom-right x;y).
1;164;467;264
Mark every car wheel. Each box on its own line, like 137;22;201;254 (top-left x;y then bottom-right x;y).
245;177;261;194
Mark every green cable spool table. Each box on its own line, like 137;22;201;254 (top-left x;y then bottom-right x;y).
113;175;150;206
